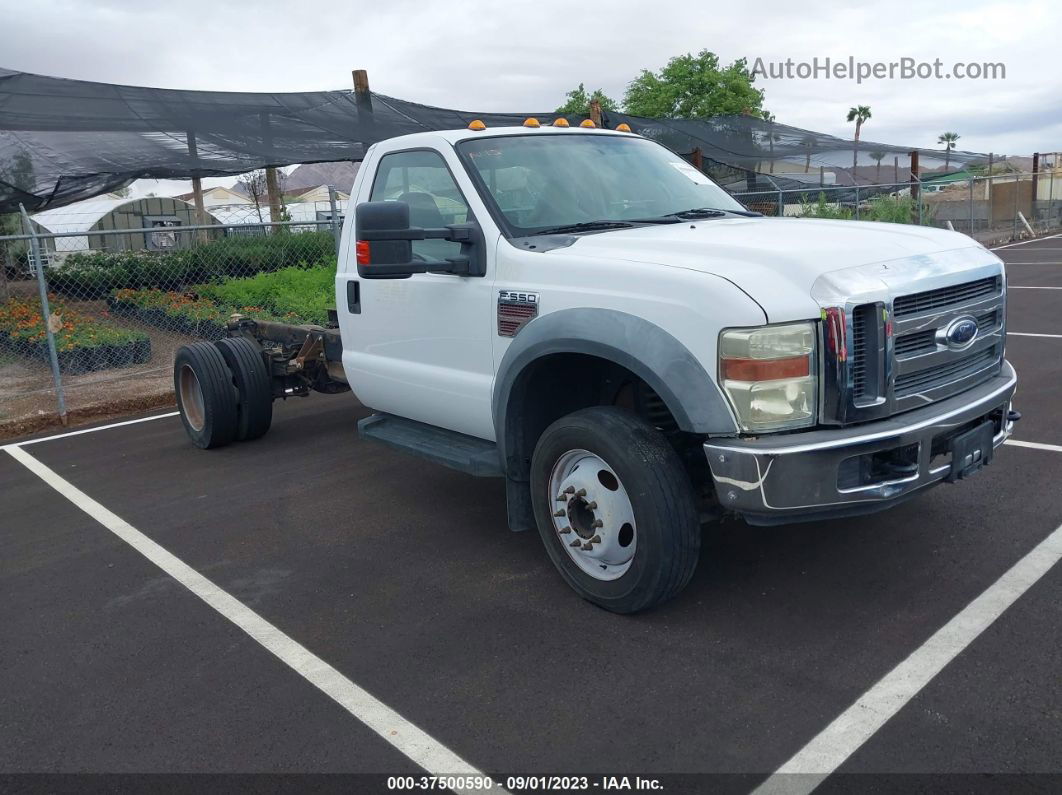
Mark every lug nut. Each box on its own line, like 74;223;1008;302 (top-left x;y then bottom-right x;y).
575;488;587;497
559;526;572;534
591;519;603;528
586;501;597;509
589;534;601;544
569;538;582;547
563;486;575;494
581;541;594;551
554;509;566;517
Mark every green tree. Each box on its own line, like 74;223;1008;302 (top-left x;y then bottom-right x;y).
938;131;960;171
555;83;618;116
846;105;872;172
623;50;765;118
0;150;36;292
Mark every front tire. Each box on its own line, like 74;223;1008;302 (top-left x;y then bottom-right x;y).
530;406;701;613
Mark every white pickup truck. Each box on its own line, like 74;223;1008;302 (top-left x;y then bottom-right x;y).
174;120;1019;613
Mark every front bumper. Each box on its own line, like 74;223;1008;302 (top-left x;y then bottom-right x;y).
704;360;1017;526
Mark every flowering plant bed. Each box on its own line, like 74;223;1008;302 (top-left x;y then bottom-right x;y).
0;297;151;374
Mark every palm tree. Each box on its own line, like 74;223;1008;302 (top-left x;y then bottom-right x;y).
802;135;816;173
938;132;960;171
847;105;872;172
762;112;779;173
869;151;887;183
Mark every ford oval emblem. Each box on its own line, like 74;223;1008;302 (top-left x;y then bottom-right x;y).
944;316;979;349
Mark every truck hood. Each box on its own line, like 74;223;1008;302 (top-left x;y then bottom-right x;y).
558;218;993;321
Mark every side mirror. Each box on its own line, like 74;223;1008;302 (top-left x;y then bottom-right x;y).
354;200;486;280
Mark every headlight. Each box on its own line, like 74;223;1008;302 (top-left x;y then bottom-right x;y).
719;322;817;432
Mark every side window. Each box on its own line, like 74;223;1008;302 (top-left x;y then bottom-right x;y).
370;150;470;263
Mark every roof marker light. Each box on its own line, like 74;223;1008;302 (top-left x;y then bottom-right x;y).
552;118;570;127
467;119;486;131
579;119;596;128
615;123;632;132
523;117;541;128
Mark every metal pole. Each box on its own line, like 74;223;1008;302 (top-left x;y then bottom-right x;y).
327;185;341;253
1050;164;1056;233
854;184;860;220
969;178;975;235
1013;174;1020;240
777;188;783;217
19;205;67;425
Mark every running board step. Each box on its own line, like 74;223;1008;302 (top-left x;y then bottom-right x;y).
357;414;503;477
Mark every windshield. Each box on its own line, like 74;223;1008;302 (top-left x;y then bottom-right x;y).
456;133;746;236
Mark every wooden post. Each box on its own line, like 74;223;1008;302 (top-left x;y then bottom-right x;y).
589;99;602;127
893;156;899;184
690;148;703;171
1032;151;1040;204
910;150;920;199
186;131;208;242
352;69;371;102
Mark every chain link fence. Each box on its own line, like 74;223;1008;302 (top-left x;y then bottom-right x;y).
1;173;1059;434
731;172;1062;245
0;198;342;435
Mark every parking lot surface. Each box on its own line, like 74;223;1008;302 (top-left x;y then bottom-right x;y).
2;236;1060;792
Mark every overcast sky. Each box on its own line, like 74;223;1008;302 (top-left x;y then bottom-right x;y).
3;0;1059;195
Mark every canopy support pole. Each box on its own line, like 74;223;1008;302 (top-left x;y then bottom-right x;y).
186;131;208;242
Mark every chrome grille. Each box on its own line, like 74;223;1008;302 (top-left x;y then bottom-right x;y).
894;347;998;397
892;277;1000;317
823;271;1006;425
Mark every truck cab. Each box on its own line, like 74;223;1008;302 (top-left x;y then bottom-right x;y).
176;120;1018;614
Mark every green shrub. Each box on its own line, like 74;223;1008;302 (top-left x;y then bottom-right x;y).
798;192;934;225
195;264;335;325
48;231;336;297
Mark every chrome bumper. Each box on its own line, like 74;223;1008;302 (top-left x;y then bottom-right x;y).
704;361;1017;526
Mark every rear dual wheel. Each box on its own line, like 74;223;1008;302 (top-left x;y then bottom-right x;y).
174;338;272;449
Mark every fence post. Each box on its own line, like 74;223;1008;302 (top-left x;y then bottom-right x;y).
19;205;68;425
968;178;975;235
854;184;860;220
327;185;341;253
1050;165;1056;232
1013;175;1020;240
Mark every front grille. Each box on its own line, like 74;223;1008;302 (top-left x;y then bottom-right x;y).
894;347;998;397
894;310;1000;359
892;277;1000;318
850;304;879;400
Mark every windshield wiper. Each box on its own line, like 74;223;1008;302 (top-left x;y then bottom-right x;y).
647;207;765;220
533;220;635;235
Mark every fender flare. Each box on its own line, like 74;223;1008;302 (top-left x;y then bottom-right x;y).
493;307;737;480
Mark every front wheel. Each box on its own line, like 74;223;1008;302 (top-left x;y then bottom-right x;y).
530;407;701;614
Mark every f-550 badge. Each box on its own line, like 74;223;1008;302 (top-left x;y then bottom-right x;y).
497;291;539;337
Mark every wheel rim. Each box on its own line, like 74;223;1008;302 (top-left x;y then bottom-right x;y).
547;449;637;581
178;363;206;432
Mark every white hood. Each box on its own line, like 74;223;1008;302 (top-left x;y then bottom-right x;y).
556;217;996;321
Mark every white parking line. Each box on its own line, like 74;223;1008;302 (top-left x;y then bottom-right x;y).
1007;332;1062;339
4;444;497;794
1;411;180;450
1006;439;1062;453
751;522;1062;795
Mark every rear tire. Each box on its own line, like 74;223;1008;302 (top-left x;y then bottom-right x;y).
215;337;273;441
530;406;701;614
174;342;239;449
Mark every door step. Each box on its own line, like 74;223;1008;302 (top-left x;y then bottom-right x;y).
357;414;503;477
